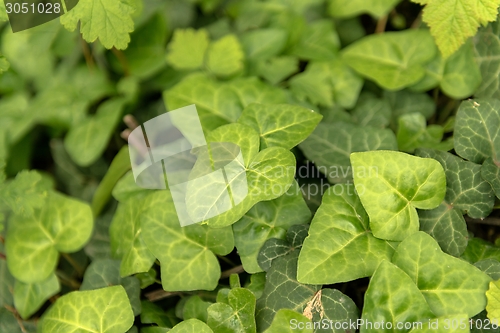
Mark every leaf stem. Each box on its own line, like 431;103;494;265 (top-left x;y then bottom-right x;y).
5;305;27;333
220;265;244;279
61;253;85;277
375;15;388;33
55;270;81;289
217;255;237;267
80;36;95;71
411;10;423;29
112;47;130;76
145;289;183;302
465;216;500;226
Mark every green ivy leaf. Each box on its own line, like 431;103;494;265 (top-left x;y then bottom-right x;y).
140;191;234;291
328;0;401;18
361;260;434;333
141;300;178;328
289;59;363;109
207;288;257;333
475;259;500;280
14;273;60;319
351;92;392;128
351;151;446;241
300;122;397;183
297;184;396;284
110;197;156;277
238;103;322;150
64;98;126;167
6;191;93;283
170;318;214;332
60;0;137;49
455;99;500;164
384;90;436;127
473;19;500;99
392;232;492;317
206;34;245;77
486;280;500;323
263;309;312;333
342;29;435;90
0;170;47;216
256;250;320;331
482;158;500;199
0;257;14;308
289;20;340;61
80;259;141;316
254;56;298;85
462;238;500;264
233;181;311;273
0;308;37;333
414;0;500;58
40;286;134;333
396;113;449;153
183;295;212;322
166;28;210;70
240;29;288;61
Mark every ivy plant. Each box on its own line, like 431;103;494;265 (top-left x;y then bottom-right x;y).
2;0;500;332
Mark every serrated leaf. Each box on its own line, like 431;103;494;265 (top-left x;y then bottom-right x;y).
475;259;500;280
207;288;256;333
328;0;401;18
361;260;434;333
80;259;141;316
64;98;126;167
342;29;436;90
297;184;395;284
233;181;311;273
397;113;448;153
166;28;209;70
14;273;59;319
170;319;214;333
0;170;47;216
40;286;134;333
5;191;93;283
140;191;234;291
300;122;397;183
455;99;500;164
392;232;492;317
473;19;500;99
416;0;500;58
264;309;312;333
289;59;363;109
350;151;446;241
206;34;244;77
256;251;320;331
486;280;500;323
60;0;136;49
110;197;155;277
238;103;322;150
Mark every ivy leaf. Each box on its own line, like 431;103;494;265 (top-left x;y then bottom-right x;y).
0;308;37;333
254;56;298;85
350;151;446;241
289;20;340;61
300;122;397;183
240;29;288;61
351;92;392;128
0;170;47;216
361;260;435;333
256;251;320;331
384;90;436;127
80;259;142;316
238;103;322;150
170;319;214;332
455;99;500;164
392;232;492;317
297;184;395;284
141;300;178;328
64;98;126;167
40;286;134;333
5;192;93;283
397;113;449;153
462;238;500;264
207;288;257;333
328;0;402;18
140;191;234;291
183;295;212;322
60;0;136;49
482;158;500;199
233;181;311;273
475;259;500;280
414;0;500;58
0;257;14;308
206;34;245;77
487;280;500;324
265;310;313;332
109;197;156;277
473;19;500;99
14;273;60;319
342;29;436;90
289;59;363;109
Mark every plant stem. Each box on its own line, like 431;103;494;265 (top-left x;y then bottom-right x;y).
61;253;85;277
112;47;130;76
465;216;500;226
220;265;245;279
375;15;388;33
80;36;95;70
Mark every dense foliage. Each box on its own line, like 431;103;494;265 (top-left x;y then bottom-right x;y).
1;0;500;332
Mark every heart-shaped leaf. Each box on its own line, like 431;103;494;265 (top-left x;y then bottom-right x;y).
207;288;256;333
14;273;60;319
392;232;491;317
6;191;93;283
141;191;234;291
350;151;445;241
40;286;134;333
297;184;396;284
